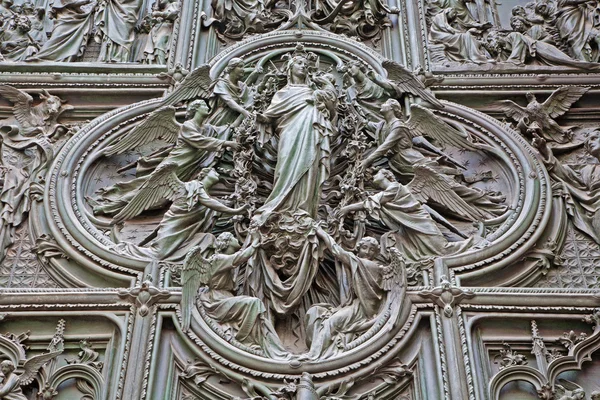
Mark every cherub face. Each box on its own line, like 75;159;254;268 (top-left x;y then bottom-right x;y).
357;241;378;259
195;102;210;117
586;131;600;155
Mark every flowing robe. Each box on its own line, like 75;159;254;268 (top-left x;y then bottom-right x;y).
305;235;385;359
257;84;332;221
95;0;144;62
0;373;26;400
365;182;470;262
245;84;335;319
369;119;507;218
117;181;216;262
347;77;388;123
429;9;490;64
555;0;595;61
33;0;94;62
199;248;289;359
542;153;600;244
90;121;227;216
501;31;600;70
143;1;179;64
207;77;253;127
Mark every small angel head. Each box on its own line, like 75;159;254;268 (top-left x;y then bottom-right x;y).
186;99;209;119
356;236;380;260
584;129;600;159
511;5;525;16
380;99;403;119
0;360;15;376
373;168;396;189
197;167;220;186
215;232;241;254
347;60;368;77
226;57;245;80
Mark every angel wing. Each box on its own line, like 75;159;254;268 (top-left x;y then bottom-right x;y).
19;350;62;386
382;247;406;292
492;99;529;121
104;106;180;156
181;243;214;330
111;162;186;224
541;86;589;119
162;64;214;106
0;85;35;128
382;60;444;108
407;164;486;221
406;104;480;151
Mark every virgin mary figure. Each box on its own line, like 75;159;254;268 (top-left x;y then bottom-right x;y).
243;51;339;324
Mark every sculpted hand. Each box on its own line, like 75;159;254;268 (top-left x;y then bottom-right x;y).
225;141;241;152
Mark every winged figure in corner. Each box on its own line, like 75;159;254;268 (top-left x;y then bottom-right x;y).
494;86;589;144
0;85;73;137
361;99;506;224
345;59;443;123
0;351;61;400
554;379;587;400
88;99;240;217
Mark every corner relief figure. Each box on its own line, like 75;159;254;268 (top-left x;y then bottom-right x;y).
0;85;73;264
0;0;179;63
425;0;600;71
53;40;522;366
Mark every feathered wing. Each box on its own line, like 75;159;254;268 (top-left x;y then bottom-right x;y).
382;248;406;292
111;162;185;224
0;85;34;128
406;104;480;151
541;86;589;119
181;243;214;331
493;99;529;121
104;106;180;156
407;164;485;221
19;350;62;385
382;60;443;108
162;64;215;106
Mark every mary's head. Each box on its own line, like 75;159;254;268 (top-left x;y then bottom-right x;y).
286;56;309;84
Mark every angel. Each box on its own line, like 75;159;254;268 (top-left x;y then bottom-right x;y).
303;225;404;360
337;169;473;263
89;99;240;216
162;60;253;127
346;60;443;121
554;379;586;400
362;99;506;221
113;164;247;262
494;87;589;144
181;232;289;359
0;352;61;400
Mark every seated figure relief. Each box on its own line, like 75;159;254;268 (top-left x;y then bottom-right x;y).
0;0;179;63
426;0;600;70
84;50;512;360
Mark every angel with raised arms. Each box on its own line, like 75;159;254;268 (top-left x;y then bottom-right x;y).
303;225;404;360
494;86;589;144
362;99;506;221
181;231;289;359
114;164;248;262
89;100;240;217
337;169;473;263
